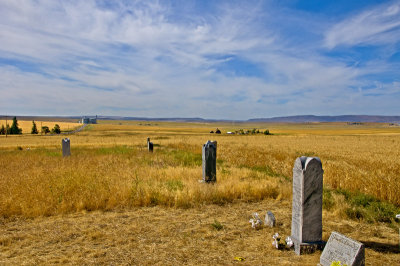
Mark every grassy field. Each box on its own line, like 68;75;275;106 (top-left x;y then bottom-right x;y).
0;120;399;264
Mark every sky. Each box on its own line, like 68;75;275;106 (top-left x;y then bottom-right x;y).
0;0;399;120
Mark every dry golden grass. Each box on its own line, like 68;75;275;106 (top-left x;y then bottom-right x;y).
0;119;80;134
0;202;398;265
0;121;399;264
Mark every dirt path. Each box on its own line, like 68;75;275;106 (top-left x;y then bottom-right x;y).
0;200;398;265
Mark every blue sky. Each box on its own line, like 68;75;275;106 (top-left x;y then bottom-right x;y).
0;0;399;119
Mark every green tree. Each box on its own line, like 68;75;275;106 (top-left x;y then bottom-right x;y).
31;120;38;134
41;126;50;134
6;124;10;134
51;124;61;134
263;129;270;135
10;117;22;134
0;124;5;135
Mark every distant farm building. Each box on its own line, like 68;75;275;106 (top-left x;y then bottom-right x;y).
81;116;97;124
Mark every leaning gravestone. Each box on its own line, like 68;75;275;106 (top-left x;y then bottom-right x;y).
202;140;217;182
320;231;365;266
291;156;324;255
62;138;71;157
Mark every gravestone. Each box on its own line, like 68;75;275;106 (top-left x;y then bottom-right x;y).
147;138;153;152
320;231;365;266
265;211;276;227
291;156;324;255
62;138;71;157
202;140;217;182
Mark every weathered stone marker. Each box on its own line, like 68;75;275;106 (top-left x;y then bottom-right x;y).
265;211;276;227
320;231;365;266
291;156;324;255
62;138;71;157
202;140;217;182
147;138;153;152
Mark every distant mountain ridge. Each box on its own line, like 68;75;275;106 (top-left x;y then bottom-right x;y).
1;115;400;123
248;115;400;123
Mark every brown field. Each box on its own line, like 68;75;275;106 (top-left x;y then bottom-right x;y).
0;121;399;264
0;119;81;134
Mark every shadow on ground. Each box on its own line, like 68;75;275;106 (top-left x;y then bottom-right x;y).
364;241;399;254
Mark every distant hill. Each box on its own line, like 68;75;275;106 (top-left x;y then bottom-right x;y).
248;115;400;123
1;115;400;123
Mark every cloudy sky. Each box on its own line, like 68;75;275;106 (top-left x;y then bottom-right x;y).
1;0;399;119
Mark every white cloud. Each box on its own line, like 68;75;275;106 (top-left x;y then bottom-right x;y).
0;0;399;118
324;1;400;49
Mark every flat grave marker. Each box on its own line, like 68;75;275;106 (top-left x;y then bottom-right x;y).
320;231;365;266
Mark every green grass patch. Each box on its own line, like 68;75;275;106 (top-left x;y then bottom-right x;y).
323;188;335;210
211;220;224;231
336;189;400;223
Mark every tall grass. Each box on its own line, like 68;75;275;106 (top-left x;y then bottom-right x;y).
0;122;399;218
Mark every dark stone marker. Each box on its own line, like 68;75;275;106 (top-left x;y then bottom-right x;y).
320;231;365;266
291;156;324;255
147;138;153;152
62;138;71;157
202;140;217;182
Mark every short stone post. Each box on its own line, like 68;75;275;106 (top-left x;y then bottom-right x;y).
291;156;324;255
62;138;71;157
147;138;153;152
202;140;217;182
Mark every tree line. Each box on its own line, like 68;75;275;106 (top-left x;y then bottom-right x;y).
0;117;61;135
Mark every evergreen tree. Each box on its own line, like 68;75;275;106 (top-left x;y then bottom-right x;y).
51;124;61;134
10;117;22;134
31;120;38;134
6;124;11;134
0;124;5;135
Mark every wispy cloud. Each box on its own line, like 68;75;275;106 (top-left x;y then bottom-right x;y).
324;1;400;49
0;0;399;118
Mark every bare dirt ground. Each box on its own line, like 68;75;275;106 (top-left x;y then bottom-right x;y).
1;200;399;265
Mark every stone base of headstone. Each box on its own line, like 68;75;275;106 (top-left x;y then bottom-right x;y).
293;239;325;255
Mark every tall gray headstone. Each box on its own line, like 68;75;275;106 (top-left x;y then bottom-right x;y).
291;156;324;255
202;140;217;182
320;231;365;266
62;138;71;157
147;138;153;152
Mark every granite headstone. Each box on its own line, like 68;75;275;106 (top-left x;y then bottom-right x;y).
291;156;324;254
202;140;217;182
62;138;71;157
147;138;153;152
